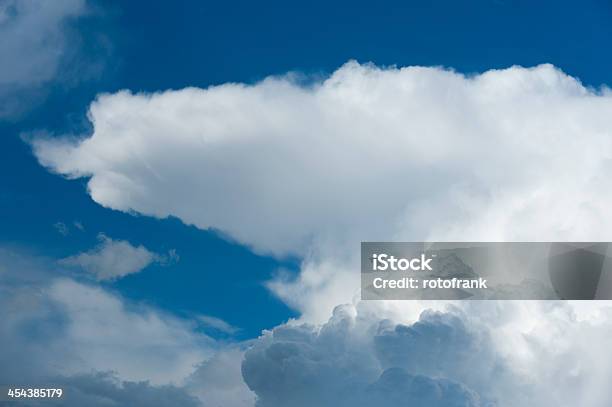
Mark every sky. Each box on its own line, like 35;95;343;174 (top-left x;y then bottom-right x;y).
3;1;612;406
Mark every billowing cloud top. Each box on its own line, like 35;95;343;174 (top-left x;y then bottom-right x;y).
31;62;612;260
241;301;612;407
30;61;612;322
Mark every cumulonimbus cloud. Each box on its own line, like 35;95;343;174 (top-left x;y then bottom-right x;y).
28;61;612;406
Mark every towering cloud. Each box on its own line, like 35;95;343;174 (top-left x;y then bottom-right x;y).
29;61;612;406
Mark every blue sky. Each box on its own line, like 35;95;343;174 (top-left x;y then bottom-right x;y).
4;2;612;405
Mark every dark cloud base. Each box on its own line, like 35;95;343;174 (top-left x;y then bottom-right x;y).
242;307;496;407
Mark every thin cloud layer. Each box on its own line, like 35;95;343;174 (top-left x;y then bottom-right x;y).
0;0;86;118
60;234;175;281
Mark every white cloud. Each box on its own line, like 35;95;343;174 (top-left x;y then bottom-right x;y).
60;234;173;281
29;62;612;295
0;0;87;118
31;62;612;320
31;62;612;260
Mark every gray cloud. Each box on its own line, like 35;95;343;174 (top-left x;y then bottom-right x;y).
186;347;256;407
13;372;201;407
242;302;612;407
242;305;488;407
365;369;481;407
60;234;176;281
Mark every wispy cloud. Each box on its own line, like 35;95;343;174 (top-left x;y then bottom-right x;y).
60;233;177;281
197;314;240;335
53;221;69;236
0;0;87;119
